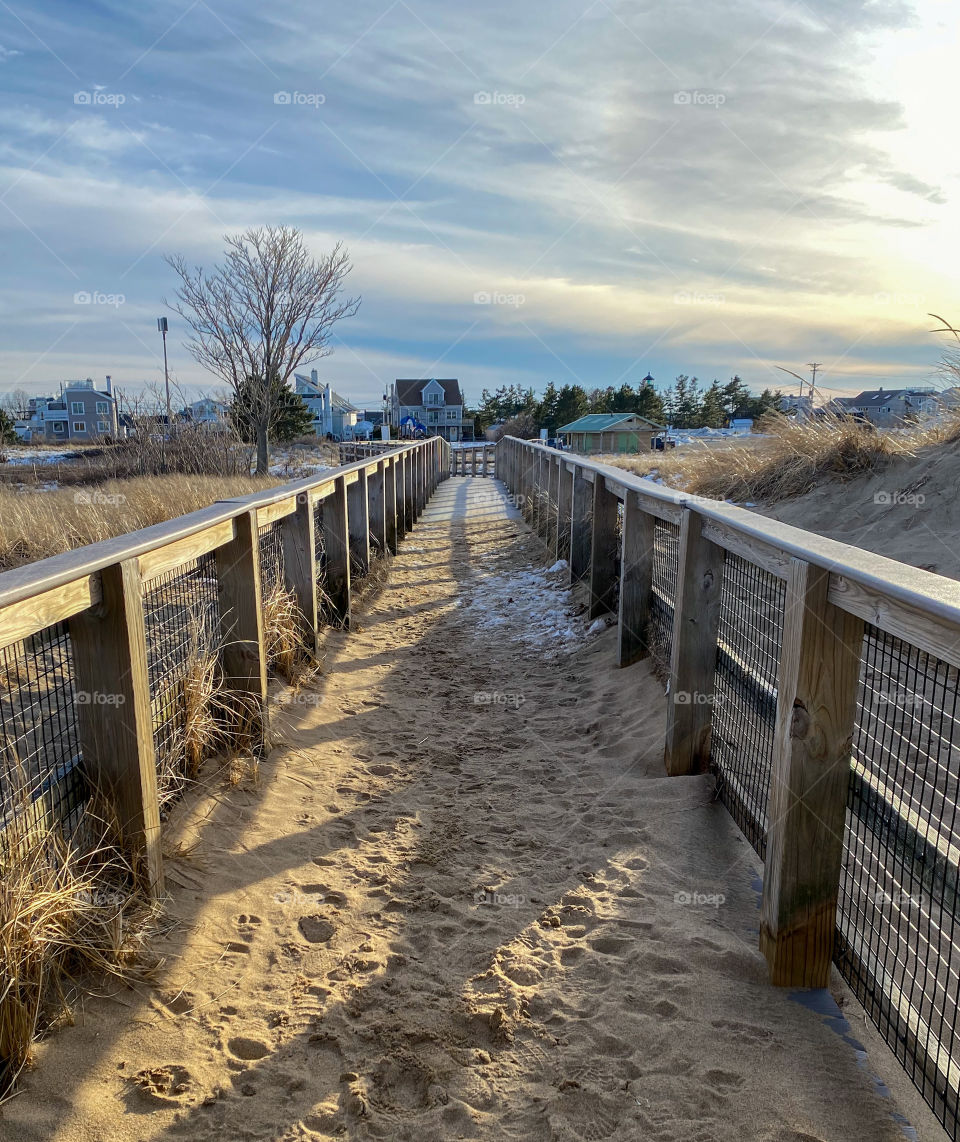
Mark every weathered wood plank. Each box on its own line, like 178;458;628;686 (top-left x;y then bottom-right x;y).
323;476;351;627
760;558;864;987
69;559;163;896
618;495;656;667
663;509;724;776
216;509;268;739
281;493;319;657
569;466;593;583
347;468;370;576
0;575;100;651
138;519;237;583
589;473;619;619
368;461;387;556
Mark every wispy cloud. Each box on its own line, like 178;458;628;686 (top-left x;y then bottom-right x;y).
0;0;952;400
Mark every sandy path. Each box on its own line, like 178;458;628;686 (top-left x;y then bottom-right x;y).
2;478;932;1141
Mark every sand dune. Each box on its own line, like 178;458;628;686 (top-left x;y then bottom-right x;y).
0;479;932;1141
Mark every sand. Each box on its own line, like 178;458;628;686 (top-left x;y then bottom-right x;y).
761;437;960;580
0;479;935;1141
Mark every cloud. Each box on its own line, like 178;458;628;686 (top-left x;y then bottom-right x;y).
0;0;952;402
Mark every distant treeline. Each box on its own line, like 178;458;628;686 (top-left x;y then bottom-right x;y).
469;377;784;435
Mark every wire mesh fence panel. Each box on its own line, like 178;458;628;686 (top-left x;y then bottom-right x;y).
258;520;285;596
142;553;222;812
0;623;86;856
711;553;785;858
836;626;960;1140
649;519;679;671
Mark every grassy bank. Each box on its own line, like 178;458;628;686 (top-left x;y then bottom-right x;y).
0;474;279;570
603;414;960;504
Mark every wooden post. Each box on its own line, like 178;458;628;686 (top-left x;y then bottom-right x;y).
281;492;319;657
760;558;864;987
368;461;387;557
617;494;655;667
482;446;489;477
663;509;724;776
322;476;351;627
556;460;573;563
403;451;415;532
589;474;619;619
545;454;558;550
216;508;268;714
569;466;592;583
396;454;407;540
385;459;398;554
347;468;370;575
69;558;164;897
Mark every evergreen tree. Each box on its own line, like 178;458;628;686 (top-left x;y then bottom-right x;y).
699;381;728;428
0;409;17;446
231;374;314;444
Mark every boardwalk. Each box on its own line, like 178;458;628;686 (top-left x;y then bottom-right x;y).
3;479;925;1142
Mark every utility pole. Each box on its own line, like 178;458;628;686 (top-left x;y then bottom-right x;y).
157;317;171;435
806;362;822;402
777;363;823;406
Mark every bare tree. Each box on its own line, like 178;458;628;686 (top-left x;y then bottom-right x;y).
0;388;31;419
165;227;360;474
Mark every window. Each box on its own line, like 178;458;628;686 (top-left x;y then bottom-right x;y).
427;410;439;423
72;421;85;433
97;420;108;433
51;421;66;434
96;401;109;415
71;401;84;415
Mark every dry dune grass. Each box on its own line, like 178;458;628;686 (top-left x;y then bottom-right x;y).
0;474;277;570
0;798;161;1099
604;413;960;503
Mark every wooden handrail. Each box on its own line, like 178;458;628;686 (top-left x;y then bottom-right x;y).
506;438;960;665
0;437;442;900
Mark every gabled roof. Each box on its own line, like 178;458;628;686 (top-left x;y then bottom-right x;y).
395;378;463;406
838;388;937;409
558;412;662;433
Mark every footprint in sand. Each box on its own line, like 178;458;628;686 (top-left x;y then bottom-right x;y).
299;914;337;943
129;1064;194;1106
155;990;195;1017
588;935;633;956
235;914;262;942
227;1036;272;1061
367;763;395;777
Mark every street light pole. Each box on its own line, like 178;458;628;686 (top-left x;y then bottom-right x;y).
157;317;171;434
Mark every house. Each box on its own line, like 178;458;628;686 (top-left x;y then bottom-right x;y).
834;387;940;425
185;397;229;426
779;394;814;418
20;377;119;442
389;379;466;442
558;412;664;454
294;370;359;439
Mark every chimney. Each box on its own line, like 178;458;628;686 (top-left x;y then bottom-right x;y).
105;375;112;395
311;368;319;390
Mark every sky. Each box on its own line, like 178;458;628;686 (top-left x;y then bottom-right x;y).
0;0;957;410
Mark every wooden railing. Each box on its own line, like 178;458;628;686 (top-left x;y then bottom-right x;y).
498;434;960;1136
0;437;448;898
449;443;496;477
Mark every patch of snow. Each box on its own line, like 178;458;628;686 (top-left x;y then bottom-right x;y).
1;448;77;466
586;617;608;635
461;561;608;657
547;559;568;573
